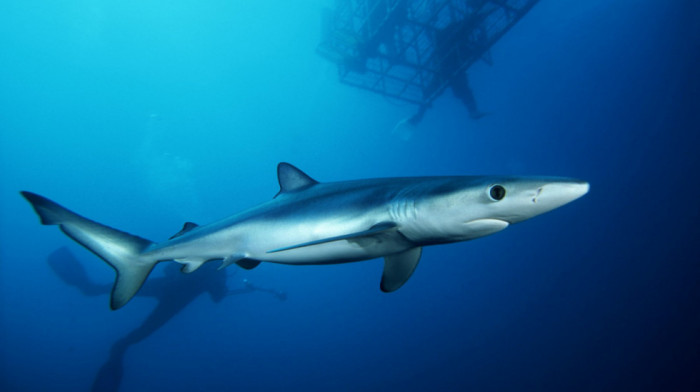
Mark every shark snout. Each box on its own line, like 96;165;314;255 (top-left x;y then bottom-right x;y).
536;180;589;210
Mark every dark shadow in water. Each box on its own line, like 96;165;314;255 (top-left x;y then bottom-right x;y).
47;247;286;392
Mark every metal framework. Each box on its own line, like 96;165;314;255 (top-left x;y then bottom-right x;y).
318;0;539;113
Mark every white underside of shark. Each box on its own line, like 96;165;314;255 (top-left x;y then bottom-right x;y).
22;163;588;309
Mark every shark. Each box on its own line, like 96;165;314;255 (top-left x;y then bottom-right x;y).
21;163;588;310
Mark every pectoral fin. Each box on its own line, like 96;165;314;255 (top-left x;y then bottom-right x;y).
380;247;422;292
267;222;397;253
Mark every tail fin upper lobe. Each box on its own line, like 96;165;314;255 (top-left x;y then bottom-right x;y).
21;191;157;310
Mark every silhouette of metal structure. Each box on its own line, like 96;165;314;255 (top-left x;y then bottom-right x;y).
318;0;539;121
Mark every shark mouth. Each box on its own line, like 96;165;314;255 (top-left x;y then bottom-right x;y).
463;219;510;238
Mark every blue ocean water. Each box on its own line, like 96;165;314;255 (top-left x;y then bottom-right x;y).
1;0;698;391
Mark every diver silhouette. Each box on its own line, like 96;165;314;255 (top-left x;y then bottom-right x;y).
47;247;286;392
409;16;488;125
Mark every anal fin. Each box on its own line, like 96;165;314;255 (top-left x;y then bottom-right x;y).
380;247;422;292
176;258;207;273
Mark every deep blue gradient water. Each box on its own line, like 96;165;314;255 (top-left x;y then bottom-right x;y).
1;1;698;391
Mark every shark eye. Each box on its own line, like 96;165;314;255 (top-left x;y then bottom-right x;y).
489;185;506;201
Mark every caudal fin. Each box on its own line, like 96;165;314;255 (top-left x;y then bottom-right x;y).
21;191;157;310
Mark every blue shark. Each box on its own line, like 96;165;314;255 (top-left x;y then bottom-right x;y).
21;163;588;309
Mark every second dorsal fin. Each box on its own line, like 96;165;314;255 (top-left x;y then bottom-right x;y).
275;162;318;198
169;222;199;239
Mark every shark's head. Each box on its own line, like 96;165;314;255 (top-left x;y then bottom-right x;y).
402;176;589;244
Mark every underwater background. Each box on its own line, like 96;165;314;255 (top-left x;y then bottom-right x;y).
1;0;698;391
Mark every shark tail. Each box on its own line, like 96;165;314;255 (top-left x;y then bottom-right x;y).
21;191;157;310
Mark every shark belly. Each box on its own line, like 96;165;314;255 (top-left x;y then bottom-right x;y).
241;215;414;265
257;232;413;265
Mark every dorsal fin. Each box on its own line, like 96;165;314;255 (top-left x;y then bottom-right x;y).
169;222;199;239
275;162;318;198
